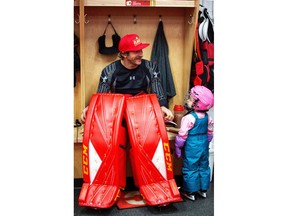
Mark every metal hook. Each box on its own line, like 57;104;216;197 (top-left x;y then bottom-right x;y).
75;14;89;24
108;15;111;24
188;14;193;25
84;14;89;24
159;15;162;22
133;15;137;24
74;14;80;24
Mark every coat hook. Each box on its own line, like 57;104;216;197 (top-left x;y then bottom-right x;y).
188;14;193;25
108;15;111;24
84;14;89;24
159;15;162;22
75;14;80;24
75;14;89;24
133;15;137;24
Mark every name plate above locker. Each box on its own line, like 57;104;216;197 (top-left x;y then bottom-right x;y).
74;0;197;7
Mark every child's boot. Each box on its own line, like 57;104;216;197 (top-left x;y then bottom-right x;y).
197;190;207;198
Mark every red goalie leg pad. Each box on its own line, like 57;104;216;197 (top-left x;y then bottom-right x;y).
78;183;121;208
78;93;127;208
125;94;182;206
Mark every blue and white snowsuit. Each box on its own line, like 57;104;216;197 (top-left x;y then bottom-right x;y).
182;112;210;193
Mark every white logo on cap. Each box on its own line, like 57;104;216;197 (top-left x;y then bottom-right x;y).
133;36;141;46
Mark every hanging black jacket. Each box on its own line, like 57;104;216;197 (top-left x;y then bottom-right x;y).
151;21;176;101
74;33;80;87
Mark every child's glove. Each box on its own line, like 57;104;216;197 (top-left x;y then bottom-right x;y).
208;134;213;143
175;136;185;158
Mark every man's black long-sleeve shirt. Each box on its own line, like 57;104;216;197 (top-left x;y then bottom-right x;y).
97;59;168;107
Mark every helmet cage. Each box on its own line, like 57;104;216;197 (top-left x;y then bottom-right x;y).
190;86;214;111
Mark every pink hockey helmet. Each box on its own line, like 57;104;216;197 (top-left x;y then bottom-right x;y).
190;85;214;111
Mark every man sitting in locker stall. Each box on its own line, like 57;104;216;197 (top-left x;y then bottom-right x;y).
80;33;173;123
78;34;182;208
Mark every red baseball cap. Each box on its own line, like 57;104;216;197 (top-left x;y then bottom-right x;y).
118;34;150;52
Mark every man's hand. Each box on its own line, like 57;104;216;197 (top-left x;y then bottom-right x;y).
80;106;88;124
161;106;174;121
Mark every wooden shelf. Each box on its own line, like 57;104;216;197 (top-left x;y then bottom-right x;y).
74;0;197;7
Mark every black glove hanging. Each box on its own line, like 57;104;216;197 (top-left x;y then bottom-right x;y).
98;21;120;55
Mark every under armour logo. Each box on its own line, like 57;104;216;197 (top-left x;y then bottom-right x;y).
130;76;135;80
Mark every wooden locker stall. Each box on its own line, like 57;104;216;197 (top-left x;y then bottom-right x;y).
74;0;199;178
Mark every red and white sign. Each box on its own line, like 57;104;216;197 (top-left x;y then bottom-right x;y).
125;0;153;6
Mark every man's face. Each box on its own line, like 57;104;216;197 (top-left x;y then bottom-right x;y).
126;50;143;66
